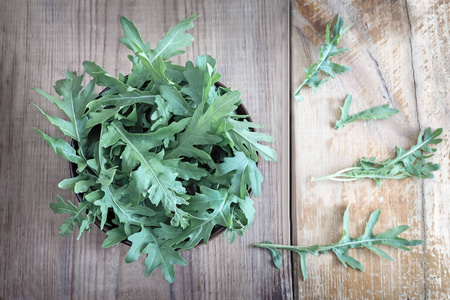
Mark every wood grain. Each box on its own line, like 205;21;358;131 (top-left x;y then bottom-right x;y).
0;0;291;299
291;0;449;299
1;0;449;298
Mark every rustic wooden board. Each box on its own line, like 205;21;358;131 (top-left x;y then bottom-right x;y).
2;0;449;298
0;0;291;299
291;0;449;299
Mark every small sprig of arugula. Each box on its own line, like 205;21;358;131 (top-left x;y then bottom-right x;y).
334;95;399;130
258;14;443;281
254;206;424;281
313;127;443;186
292;14;442;185
35;15;276;283
293;14;352;101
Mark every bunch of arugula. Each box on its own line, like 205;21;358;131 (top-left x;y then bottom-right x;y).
35;15;276;283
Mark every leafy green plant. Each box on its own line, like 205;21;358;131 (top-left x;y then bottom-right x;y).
254;206;424;281
293;15;352;101
312;127;442;186
334;95;399;129
35;15;276;283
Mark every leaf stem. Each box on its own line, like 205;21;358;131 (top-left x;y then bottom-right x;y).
311;167;358;182
255;237;410;253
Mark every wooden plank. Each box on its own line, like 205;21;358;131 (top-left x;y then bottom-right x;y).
406;1;450;298
290;0;449;298
0;0;291;299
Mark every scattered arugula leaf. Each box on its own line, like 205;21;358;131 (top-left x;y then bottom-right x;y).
254;205;424;281
312;127;442;186
293;14;352;101
35;15;276;283
334;95;399;129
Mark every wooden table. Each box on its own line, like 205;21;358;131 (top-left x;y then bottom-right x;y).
0;0;448;299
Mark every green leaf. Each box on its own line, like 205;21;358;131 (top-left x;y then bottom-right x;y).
141;231;187;283
95;124;117;186
181;55;221;106
254;205;424;281
159;85;194;116
258;241;282;269
217;151;263;198
125;227;187;283
86;91;156;116
334;95;399;129
107;122;192;228
119;16;150;54
235;196;256;231
101;118;190;156
58;174;92;190
293;14;352;101
148;15;198;61
225;117;277;162
166;160;209;181
34;71;97;158
34;129;87;170
83;61;132;93
157;187;243;250
312;128;443;185
166;91;242;161
135;53;171;85
102;224;128;248
297;251;308;281
92;185;157;235
50;196;88;236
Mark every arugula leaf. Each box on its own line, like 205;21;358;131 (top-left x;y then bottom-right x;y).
136;53;172;86
105;121;192;228
217;151;263;198
181;55;221;105
225;117;277;162
293;15;352;101
102;224;128;248
335;95;399;129
312;127;442;186
83;61;132;93
50;196;89;236
155;187;234;250
86;185;157;235
165;91;242;161
34;129;87;171
34;71;97;158
254;205;424;280
119;15;198;88
119;16;150;54
58;174;97;194
159;85;194;116
148;14;198;61
126;226;187;283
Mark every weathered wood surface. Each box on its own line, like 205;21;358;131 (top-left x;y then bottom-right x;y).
291;0;449;299
1;0;449;299
0;0;290;299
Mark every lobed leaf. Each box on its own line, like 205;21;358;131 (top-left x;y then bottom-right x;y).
293;15;352;101
312;128;443;185
254;205;424;281
166;91;242;161
49;196;89;236
334;95;399;130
